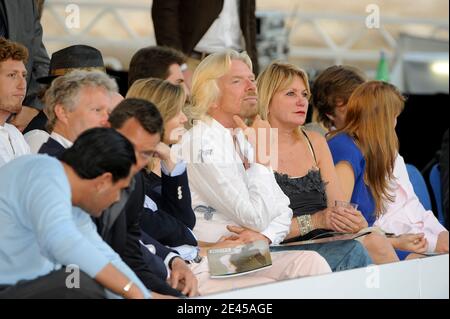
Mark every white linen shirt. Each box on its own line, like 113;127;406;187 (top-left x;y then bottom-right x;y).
0;123;30;168
374;154;446;252
180;118;292;245
50;132;73;149
194;0;243;54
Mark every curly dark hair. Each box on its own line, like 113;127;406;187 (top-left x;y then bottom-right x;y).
0;37;29;64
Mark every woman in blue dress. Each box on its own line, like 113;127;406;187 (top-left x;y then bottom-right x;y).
327;81;431;260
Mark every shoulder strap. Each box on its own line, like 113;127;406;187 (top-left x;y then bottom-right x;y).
301;128;318;167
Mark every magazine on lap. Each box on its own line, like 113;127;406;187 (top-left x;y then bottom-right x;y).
207;240;272;278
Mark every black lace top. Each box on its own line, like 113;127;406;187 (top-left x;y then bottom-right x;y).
274;129;329;241
275;169;327;217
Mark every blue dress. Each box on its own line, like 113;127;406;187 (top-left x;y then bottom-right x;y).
327;133;376;226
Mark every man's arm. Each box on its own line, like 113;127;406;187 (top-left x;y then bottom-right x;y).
8;1;50;131
75;210;151;299
140;230;180;266
24;165;149;298
120;201;183;296
225;186;293;245
141;207;198;247
259;191;293;244
23;0;50;110
142;169;197;247
114;173;181;296
23;1;50;110
188;161;282;232
159;162;196;229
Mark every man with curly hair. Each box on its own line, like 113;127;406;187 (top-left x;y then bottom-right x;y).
0;37;30;167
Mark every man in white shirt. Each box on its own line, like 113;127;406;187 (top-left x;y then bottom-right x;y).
0;37;30;168
181;50;291;245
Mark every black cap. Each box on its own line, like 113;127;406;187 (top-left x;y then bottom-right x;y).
37;45;106;84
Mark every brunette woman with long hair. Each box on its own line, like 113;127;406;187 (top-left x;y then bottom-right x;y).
328;81;448;257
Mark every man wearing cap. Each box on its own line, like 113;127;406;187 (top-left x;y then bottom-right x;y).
0;0;50;132
0;37;30;168
38;45;108;85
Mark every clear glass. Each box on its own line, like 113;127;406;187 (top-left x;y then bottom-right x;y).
334;200;359;210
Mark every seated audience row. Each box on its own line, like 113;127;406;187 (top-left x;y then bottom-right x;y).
1;37;447;299
127;77;332;295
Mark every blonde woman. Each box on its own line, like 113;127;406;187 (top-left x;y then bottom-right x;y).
127;78;188;143
257;62;399;264
328;81;448;256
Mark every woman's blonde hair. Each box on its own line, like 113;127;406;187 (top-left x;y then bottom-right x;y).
126;77;186;125
126;77;187;171
189;50;253;122
329;81;406;216
256;61;310;137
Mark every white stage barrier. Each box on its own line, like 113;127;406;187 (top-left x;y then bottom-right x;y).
203;254;449;299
